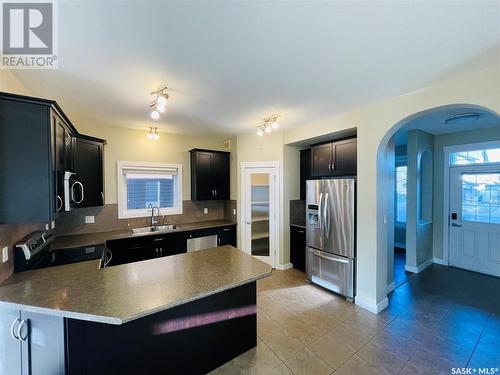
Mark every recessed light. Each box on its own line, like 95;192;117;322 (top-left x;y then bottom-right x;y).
445;113;480;125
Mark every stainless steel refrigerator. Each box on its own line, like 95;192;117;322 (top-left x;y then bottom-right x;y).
306;178;355;300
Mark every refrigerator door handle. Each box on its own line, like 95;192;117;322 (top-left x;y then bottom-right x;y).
324;193;329;238
310;248;350;264
318;192;323;235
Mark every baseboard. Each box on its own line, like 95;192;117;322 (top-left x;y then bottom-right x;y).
386;282;395;293
394;243;406;249
275;263;293;270
432;258;447;265
405;258;433;274
355;297;388;314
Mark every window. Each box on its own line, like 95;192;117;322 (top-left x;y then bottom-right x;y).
461;173;500;224
396;165;407;224
117;161;182;218
450;147;500;165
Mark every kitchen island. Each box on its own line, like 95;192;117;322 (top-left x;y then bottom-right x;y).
0;246;271;374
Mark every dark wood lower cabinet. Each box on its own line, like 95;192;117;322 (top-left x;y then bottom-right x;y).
290;225;306;272
104;225;237;268
66;282;257;375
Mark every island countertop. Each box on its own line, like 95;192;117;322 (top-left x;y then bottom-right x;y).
0;246;271;325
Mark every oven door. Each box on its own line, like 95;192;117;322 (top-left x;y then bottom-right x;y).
63;171;84;211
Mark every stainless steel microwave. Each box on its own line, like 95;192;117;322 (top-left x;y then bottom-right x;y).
63;171;84;211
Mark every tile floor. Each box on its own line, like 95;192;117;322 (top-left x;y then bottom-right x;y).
393;247;413;288
211;265;500;375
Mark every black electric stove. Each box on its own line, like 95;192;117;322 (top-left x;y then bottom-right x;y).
14;231;104;272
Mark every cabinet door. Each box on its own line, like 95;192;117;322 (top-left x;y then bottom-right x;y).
52;112;65;213
212;152;230;200
0;308;22;375
218;226;236;246
311;143;333;177
290;226;306;272
74;138;104;207
333;138;357;176
192;151;214;200
20;311;65;375
300;149;311;200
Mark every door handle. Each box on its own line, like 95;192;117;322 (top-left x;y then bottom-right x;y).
318;192;323;234
309;248;349;264
56;195;63;212
11;318;21;340
246;221;252;225
71;181;85;204
451;223;462;227
17;319;28;342
323;193;330;238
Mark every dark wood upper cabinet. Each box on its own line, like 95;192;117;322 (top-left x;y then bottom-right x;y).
0;92;105;223
310;137;357;177
74;137;105;208
190;149;230;201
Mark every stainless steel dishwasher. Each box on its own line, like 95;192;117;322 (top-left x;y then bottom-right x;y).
186;234;218;252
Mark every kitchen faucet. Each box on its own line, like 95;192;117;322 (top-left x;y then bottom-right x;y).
150;206;160;227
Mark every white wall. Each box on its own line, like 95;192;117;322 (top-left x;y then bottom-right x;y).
406;130;434;271
380;139;395;290
433;126;500;260
284;62;500;313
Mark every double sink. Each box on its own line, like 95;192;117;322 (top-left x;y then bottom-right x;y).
130;225;177;236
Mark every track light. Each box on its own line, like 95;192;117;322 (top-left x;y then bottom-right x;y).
148;126;160;140
149;85;169;120
256;114;280;136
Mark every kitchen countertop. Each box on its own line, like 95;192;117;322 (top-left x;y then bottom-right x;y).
51;220;237;249
0;245;271;325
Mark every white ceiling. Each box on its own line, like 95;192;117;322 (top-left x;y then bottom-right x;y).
12;1;500;136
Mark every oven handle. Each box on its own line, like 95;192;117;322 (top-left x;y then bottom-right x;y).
308;248;350;264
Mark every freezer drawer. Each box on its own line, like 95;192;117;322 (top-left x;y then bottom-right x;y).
306;247;354;299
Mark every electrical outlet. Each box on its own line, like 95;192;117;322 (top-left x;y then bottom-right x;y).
203;208;208;214
2;247;8;263
85;216;95;224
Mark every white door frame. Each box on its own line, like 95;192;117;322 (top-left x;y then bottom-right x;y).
443;140;500;266
240;161;280;268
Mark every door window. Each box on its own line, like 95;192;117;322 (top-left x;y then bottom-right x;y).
461;173;500;223
450;147;500;165
250;173;270;257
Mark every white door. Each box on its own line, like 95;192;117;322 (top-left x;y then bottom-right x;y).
449;165;500;277
241;164;278;267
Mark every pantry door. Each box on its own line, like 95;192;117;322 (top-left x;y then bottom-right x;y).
241;162;279;268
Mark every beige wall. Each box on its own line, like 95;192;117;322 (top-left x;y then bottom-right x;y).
75;123;227;204
284;62;500;312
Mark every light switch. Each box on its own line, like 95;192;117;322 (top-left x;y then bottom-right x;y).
2;247;8;263
85;216;95;224
233;209;236;216
203;208;208;214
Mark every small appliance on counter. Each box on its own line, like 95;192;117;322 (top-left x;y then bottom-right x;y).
306;178;356;301
14;231;103;272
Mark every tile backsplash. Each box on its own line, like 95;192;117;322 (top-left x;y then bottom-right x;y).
55;200;237;236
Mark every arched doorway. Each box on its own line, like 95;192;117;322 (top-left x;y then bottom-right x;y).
376;104;500;298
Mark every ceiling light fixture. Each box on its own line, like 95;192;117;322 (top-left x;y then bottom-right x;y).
256;114;280;136
444;112;480;125
149;85;169;120
147;126;160;140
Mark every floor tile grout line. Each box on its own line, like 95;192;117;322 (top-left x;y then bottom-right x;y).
465;312;490;368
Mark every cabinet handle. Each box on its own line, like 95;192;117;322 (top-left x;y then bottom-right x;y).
160;248;163;256
223;228;230;232
155;248;159;257
214;189;217;197
56;195;63;212
11;318;21;340
328;163;331;170
101;192;104;204
297;230;304;234
331;163;335;171
218;237;221;245
17;319;28;342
